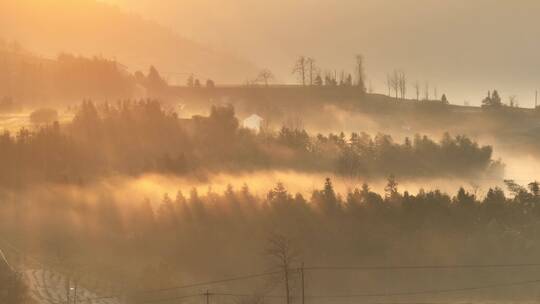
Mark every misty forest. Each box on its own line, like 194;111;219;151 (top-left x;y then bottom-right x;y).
4;1;540;304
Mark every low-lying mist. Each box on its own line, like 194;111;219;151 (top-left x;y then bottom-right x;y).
12;171;503;208
2;99;539;193
0;100;504;191
1;99;540;303
1;97;539;304
105;172;505;203
3;172;540;302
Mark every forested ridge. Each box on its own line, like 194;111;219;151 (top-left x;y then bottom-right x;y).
2;178;540;301
0;100;502;188
0;44;169;104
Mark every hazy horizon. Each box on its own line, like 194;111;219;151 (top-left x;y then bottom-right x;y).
5;2;540;303
103;0;540;106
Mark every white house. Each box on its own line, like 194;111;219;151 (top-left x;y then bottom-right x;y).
242;114;264;131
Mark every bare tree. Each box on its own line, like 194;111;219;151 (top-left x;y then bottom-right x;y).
386;74;392;96
414;81;420;101
345;73;353;86
398;71;407;99
305;57;317;86
187;74;195;87
389;70;400;99
324;71;336;86
424;81;430;100
256;69;275;86
292;56;307;86
265;233;300;304
387;70;407;99
434;86;438;101
314;73;323;86
508;95;518;107
355;54;366;92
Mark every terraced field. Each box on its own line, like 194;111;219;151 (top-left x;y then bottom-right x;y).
24;269;119;304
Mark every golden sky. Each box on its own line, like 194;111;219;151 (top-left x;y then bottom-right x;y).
103;0;540;106
4;0;540;105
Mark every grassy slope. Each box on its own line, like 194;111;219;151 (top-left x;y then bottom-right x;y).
170;85;540;155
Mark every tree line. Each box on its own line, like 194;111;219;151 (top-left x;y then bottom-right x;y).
0;44;169;104
3;177;540;301
1;44;528;112
0;101;502;188
249;55;367;91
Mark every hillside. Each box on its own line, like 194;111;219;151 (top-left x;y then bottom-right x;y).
169;85;540;157
0;44;142;104
0;0;257;84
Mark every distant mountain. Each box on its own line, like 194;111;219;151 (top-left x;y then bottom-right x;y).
0;44;142;104
0;0;257;84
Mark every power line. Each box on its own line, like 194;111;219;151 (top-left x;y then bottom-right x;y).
211;292;285;298
141;293;205;303
304;263;540;271
0;236;281;301
138;271;282;294
80;272;284;304
370;302;450;304
71;263;540;300
303;278;540;299
194;277;540;300
5;235;540;302
136;262;540;295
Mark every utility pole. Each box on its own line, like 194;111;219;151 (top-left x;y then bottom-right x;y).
300;263;305;304
284;264;290;304
66;278;71;304
73;281;78;304
536;90;538;108
204;290;210;304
